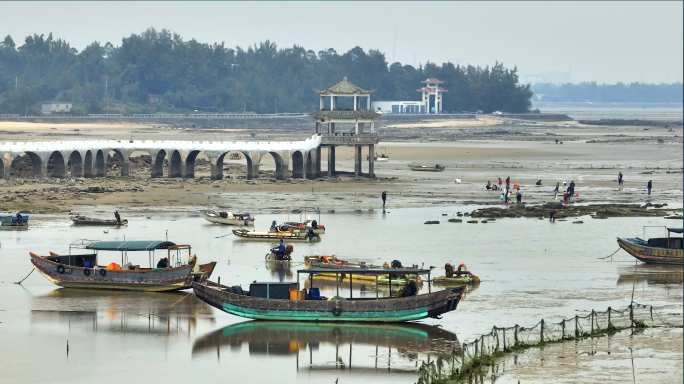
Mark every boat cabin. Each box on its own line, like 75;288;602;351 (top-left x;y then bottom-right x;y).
642;227;683;250
45;239;193;270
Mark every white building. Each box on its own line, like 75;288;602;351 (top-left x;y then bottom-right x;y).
370;101;427;114
41;102;73;115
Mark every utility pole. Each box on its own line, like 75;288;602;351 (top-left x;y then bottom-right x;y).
275;100;277;115
15;77;18;90
104;76;109;115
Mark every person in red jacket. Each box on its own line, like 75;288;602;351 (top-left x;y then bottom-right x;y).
498;178;502;188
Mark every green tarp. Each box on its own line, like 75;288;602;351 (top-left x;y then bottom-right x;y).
85;240;176;251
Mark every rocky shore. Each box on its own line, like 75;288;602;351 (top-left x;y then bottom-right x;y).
469;202;680;219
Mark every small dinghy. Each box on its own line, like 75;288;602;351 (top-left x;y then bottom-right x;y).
431;263;480;286
201;210;255;226
409;163;445;172
71;215;128;226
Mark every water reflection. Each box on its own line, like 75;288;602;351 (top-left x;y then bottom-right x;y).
31;288;215;335
265;260;295;281
617;264;683;286
192;321;461;374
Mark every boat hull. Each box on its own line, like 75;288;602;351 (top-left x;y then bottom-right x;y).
193;281;463;323
303;257;421;285
432;276;477;286
31;254;216;292
71;218;128;226
617;237;683;265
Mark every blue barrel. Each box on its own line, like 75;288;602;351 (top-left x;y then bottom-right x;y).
308;288;321;300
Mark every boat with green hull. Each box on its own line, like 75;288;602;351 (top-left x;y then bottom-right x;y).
193;268;463;323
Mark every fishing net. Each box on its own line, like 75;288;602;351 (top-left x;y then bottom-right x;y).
417;303;683;384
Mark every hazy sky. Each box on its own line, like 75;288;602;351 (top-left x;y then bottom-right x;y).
1;1;682;84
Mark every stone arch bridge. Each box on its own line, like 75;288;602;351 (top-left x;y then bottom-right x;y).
0;135;323;181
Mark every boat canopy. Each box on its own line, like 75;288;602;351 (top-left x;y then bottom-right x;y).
84;240;176;251
298;268;432;275
667;228;683;234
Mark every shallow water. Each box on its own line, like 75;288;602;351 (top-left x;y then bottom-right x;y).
1;207;682;383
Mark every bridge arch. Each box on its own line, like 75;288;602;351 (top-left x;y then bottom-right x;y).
213;151;253;180
10;152;43;178
47;151;67;178
169;150;182;178
305;150;316;179
84;150;94;178
107;149;126;177
152;149;167;178
68;151;84;178
95;150;106;177
291;150;305;179
261;151;288;181
0;157;4;178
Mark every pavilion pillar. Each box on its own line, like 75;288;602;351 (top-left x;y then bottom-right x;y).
368;145;375;178
315;122;320;134
327;146;335;176
354;145;363;177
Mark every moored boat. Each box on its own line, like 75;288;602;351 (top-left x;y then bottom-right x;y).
410;163;445;172
271;220;326;234
0;214;29;226
200;210;254;226
233;229;320;242
31;239;217;292
193;267;462;323
617;227;683;265
71;215;128;226
432;263;481;286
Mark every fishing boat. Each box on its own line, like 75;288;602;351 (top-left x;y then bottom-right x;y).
30;239;217;292
233;229;320;242
409;163;445;172
270;220;325;234
617;227;683;265
200;210;254;226
432;263;481;286
367;153;389;162
71;215;128;226
303;255;423;285
0;214;29;227
192;267;463;322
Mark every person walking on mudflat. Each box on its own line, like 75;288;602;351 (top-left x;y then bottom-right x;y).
553;182;560;200
382;191;387;207
506;176;510;189
647;180;652;196
618;171;623;186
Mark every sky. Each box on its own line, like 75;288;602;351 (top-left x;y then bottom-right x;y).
1;1;682;84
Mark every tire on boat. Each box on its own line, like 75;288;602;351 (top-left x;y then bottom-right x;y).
99;269;107;276
56;265;65;274
83;268;91;276
332;307;342;317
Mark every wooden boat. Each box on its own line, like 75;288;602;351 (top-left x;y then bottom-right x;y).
367;153;389;162
31;239;217;292
303;255;423;285
271;220;326;234
233;229;320;242
410;164;445;172
71;215;128;226
200;210;254;226
0;214;29;226
617;227;683;265
192;267;463;322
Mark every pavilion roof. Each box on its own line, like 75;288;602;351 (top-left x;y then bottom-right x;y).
310;109;381;120
421;78;444;84
314;77;377;95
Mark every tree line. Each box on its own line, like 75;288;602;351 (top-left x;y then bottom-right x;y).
531;82;683;103
0;28;535;115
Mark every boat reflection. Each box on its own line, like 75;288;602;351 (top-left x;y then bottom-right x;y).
192;321;461;374
31;288;215;335
265;260;294;282
617;264;683;286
